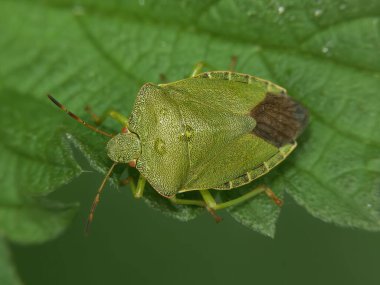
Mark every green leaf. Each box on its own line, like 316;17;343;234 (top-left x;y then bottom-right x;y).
0;238;22;285
0;90;80;244
142;186;204;221
224;179;284;238
0;0;379;238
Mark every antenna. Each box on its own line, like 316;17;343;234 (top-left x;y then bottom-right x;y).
47;94;114;138
85;162;118;235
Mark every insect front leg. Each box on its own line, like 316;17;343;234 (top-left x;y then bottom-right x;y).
191;61;207;77
191;61;218;77
85;106;129;128
191;56;237;77
121;175;146;198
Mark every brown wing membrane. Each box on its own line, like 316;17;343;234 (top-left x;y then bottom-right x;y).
250;93;308;147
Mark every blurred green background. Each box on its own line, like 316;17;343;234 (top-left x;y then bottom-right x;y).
11;166;380;285
1;0;380;284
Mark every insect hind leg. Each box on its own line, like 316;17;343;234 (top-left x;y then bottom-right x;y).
170;186;282;222
207;186;283;210
169;193;222;222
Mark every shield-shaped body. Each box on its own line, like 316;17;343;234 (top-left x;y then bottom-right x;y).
128;71;308;197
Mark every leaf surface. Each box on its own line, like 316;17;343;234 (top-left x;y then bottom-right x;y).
0;238;22;285
0;0;379;242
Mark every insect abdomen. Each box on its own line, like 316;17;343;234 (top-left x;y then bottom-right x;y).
213;142;297;190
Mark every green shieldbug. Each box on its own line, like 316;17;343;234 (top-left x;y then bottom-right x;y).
48;63;308;232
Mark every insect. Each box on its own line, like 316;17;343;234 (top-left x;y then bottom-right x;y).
48;62;308;232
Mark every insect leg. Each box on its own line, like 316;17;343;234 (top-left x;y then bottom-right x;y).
169;196;205;207
169;193;222;222
198;190;223;222
229;55;238;72
191;61;216;77
207;185;282;211
191;62;206;77
159;73;168;83
121;175;146;198
85;106;129;127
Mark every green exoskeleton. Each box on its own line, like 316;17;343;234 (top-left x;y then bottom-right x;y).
48;62;308;232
